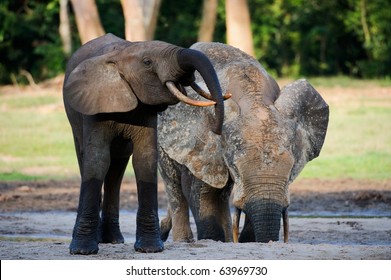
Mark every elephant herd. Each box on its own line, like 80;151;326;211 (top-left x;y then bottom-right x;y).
62;33;329;255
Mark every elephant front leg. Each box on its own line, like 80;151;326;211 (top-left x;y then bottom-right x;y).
70;179;103;255
158;151;194;242
70;123;111;255
132;126;164;253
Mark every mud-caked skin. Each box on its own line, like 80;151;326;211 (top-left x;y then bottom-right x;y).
63;34;225;255
158;42;329;243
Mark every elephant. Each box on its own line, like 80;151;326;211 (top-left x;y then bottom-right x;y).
63;33;226;255
158;42;329;243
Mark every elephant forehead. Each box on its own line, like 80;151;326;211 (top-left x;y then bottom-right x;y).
118;41;179;59
229;151;293;209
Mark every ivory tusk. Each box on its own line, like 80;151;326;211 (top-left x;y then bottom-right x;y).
166;81;216;107
283;208;289;243
232;207;241;243
191;82;232;101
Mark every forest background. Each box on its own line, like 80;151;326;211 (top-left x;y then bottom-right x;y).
1;0;391;87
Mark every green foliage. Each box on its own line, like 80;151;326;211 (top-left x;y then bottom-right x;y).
155;0;202;47
0;0;67;84
0;0;391;85
97;0;124;37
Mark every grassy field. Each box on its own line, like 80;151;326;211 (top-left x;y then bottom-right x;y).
0;76;390;181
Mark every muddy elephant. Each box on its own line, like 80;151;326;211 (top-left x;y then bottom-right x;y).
63;34;225;254
158;42;329;243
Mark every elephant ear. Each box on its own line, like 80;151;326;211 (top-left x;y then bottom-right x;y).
63;53;138;115
158;87;229;189
274;79;329;182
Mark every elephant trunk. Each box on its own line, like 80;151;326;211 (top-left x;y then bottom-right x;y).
243;198;283;243
235;174;289;243
176;49;224;135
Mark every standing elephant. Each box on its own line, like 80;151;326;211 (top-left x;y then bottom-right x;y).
158;42;329;243
63;34;225;254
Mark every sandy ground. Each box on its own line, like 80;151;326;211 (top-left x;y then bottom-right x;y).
0;178;390;260
1;78;390;260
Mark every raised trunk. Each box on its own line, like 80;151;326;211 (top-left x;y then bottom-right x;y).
176;49;224;135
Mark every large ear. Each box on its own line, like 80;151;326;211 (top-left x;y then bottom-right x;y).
158;88;229;189
274;79;329;182
63;53;138;115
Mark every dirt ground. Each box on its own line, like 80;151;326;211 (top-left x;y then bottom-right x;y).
1;78;390;259
0;178;390;260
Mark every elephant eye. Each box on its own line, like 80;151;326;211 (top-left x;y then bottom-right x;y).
143;58;152;67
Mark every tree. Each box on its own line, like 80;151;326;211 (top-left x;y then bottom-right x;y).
59;0;71;56
226;0;254;56
121;0;161;41
70;0;105;44
198;0;218;42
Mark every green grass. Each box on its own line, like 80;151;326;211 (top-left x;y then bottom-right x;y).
306;76;391;88
298;83;391;179
0;76;390;181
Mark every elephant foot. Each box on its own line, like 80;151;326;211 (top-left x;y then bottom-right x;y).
69;238;99;255
70;214;100;255
160;216;172;242
98;218;125;244
134;236;164;253
171;226;194;242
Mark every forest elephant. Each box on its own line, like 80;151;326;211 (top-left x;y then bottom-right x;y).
158;42;329;243
63;34;225;254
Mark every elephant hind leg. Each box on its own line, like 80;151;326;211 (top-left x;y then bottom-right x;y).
160;207;172;241
99;156;130;244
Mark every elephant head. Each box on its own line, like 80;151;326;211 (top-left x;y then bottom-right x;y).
158;42;329;243
63;33;224;134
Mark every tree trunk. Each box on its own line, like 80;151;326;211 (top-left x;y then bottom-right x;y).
59;0;72;55
225;0;255;57
70;0;105;44
121;0;161;41
144;0;162;40
198;0;218;42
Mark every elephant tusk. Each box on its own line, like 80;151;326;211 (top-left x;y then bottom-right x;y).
191;82;232;101
283;208;289;243
232;207;241;243
166;81;216;107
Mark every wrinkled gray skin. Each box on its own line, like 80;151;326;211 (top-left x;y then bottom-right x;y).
158;42;329;243
63;34;225;255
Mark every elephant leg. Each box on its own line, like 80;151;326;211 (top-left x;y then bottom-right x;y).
182;169;232;242
170;189;194;242
132;124;164;253
198;186;232;242
70;179;103;255
160;206;172;242
70;121;112;255
99;156;130;244
159;149;194;242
